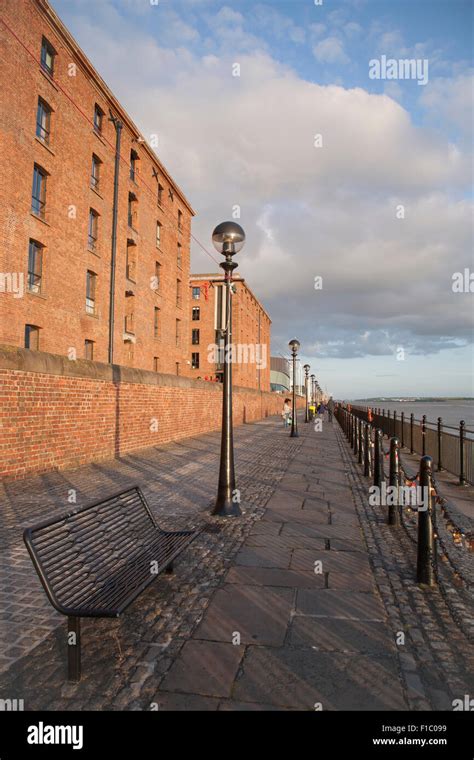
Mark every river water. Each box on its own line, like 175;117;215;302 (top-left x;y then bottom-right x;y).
352;400;474;432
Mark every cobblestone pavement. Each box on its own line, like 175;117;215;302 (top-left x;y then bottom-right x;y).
0;416;304;708
0;415;472;710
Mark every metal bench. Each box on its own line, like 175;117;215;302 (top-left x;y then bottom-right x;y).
23;486;201;682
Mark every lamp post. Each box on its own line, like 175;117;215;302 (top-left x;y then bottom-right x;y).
304;364;310;423
289;339;300;438
211;221;245;517
311;374;315;406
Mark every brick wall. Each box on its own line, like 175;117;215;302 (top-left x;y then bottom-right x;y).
0;346;304;480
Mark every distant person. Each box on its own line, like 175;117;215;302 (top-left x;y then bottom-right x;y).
308;402;316;420
327;396;334;422
282;398;291;428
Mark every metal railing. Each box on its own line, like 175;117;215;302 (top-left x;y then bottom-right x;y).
349;405;474;486
335;405;473;596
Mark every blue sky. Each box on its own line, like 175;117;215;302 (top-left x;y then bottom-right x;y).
50;0;473;397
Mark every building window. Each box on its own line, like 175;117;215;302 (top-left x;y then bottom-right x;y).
157;183;164;206
154;261;161;291
126;241;136;281
25;324;40;350
192;329;200;345
85;340;94;360
177;242;182;269
31;164;47;219
191;352;200;369
40;37;55;76
36;98;51;144
192;306;200;321
154;306;160;338
27;239;43;294
175;319;181;347
156;221;162;248
125;313;134;334
176;279;182;308
88;209;99;251
192;286;200;300
153;356;159;372
93;104;104;133
130;149;138;181
178;209;183;230
128;193;137;229
86;270;97;314
91;154;101;191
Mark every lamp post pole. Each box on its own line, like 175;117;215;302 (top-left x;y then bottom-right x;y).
289;339;300;438
304;364;310;423
211;222;245;517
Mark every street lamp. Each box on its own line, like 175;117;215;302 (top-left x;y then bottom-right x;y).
211;221;245;517
311;374;315;406
288;339;300;438
303;364;310;423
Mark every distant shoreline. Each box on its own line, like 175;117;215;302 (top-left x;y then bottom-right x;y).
352;398;474;403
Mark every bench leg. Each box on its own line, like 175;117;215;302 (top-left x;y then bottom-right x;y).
165;562;174;574
67;617;81;683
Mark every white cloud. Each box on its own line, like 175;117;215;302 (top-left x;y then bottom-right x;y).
55;4;473;363
344;21;363;38
313;36;350;65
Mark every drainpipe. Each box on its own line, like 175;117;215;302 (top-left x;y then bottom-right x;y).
108;111;123;364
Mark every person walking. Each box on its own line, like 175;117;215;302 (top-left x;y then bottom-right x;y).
282;398;292;428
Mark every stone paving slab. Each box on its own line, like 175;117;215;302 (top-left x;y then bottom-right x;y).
234;545;292;569
288;617;397;654
224;566;327;589
232;647;406;710
281;522;363;542
295;589;385;620
151;692;220;711
290;549;372;575
159;640;244;698
193;584;293;646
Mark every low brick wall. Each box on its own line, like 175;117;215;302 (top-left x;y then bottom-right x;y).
0;346;302;480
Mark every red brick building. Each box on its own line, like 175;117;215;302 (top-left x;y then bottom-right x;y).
0;0;194;374
189;274;271;391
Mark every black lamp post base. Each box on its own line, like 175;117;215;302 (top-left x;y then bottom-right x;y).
212;497;242;517
290;430;299;438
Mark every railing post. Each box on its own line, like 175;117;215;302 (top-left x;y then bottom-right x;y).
417;456;437;586
393;410;397;439
387;410;390;437
410;413;414;454
364;423;371;476
358;418;363;464
437;417;443;472
422;415;427;456
353;415;358;455
388;437;400;526
459;420;466;486
373;429;384;488
401;411;405;448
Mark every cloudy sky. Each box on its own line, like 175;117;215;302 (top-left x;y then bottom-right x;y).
51;0;473;398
